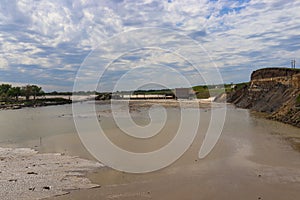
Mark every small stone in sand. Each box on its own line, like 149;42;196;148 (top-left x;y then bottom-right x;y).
43;186;51;190
27;172;38;175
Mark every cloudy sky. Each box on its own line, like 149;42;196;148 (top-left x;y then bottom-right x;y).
0;0;299;91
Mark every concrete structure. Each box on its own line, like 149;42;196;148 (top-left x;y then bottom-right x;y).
174;88;194;99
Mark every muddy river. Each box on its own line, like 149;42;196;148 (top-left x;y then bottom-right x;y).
0;101;299;200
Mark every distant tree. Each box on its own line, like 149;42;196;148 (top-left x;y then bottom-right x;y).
21;85;44;100
0;84;44;102
0;84;12;101
31;85;42;100
21;85;32;101
0;84;12;95
8;86;21;101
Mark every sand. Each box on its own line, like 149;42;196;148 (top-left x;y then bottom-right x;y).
0;147;103;200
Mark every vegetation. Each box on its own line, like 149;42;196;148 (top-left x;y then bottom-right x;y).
22;97;72;107
234;82;249;90
45;91;98;96
0;84;44;102
0;84;72;109
192;83;250;99
192;85;210;99
8;86;21;101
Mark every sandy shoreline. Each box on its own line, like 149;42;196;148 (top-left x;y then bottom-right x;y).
0;147;103;200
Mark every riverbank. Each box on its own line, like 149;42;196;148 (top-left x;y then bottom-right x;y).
0;98;72;110
0;95;98;110
222;67;300;128
0;147;102;200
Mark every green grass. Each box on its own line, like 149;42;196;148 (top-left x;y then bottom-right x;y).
192;85;228;99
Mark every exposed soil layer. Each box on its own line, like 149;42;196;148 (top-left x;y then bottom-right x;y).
226;68;300;128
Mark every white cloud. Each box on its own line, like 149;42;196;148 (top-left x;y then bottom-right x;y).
0;57;9;70
0;0;300;90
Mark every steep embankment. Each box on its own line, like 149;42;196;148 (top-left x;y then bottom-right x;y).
227;68;300;127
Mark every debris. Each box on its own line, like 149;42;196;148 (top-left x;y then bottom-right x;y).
27;172;38;175
43;186;51;190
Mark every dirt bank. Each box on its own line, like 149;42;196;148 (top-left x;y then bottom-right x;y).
225;67;300;128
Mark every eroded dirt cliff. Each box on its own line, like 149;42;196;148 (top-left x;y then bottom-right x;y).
227;68;300;127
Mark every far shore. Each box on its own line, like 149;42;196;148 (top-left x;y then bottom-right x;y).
1;96;220;111
0;95;97;110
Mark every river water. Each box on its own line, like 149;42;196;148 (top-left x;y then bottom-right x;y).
0;101;299;200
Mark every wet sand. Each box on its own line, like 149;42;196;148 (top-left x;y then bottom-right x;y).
46;103;300;200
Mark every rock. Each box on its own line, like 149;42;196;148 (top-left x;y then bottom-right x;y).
43;186;51;190
27;172;38;175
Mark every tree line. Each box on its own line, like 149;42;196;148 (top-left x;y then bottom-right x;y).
0;84;44;101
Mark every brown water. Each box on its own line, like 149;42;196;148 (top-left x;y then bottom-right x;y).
0;102;299;200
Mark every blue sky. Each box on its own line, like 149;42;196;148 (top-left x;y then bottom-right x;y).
0;0;299;91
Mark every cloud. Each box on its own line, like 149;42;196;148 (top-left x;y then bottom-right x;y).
0;56;9;69
0;0;300;91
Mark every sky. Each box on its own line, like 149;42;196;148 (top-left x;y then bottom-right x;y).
0;0;300;92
